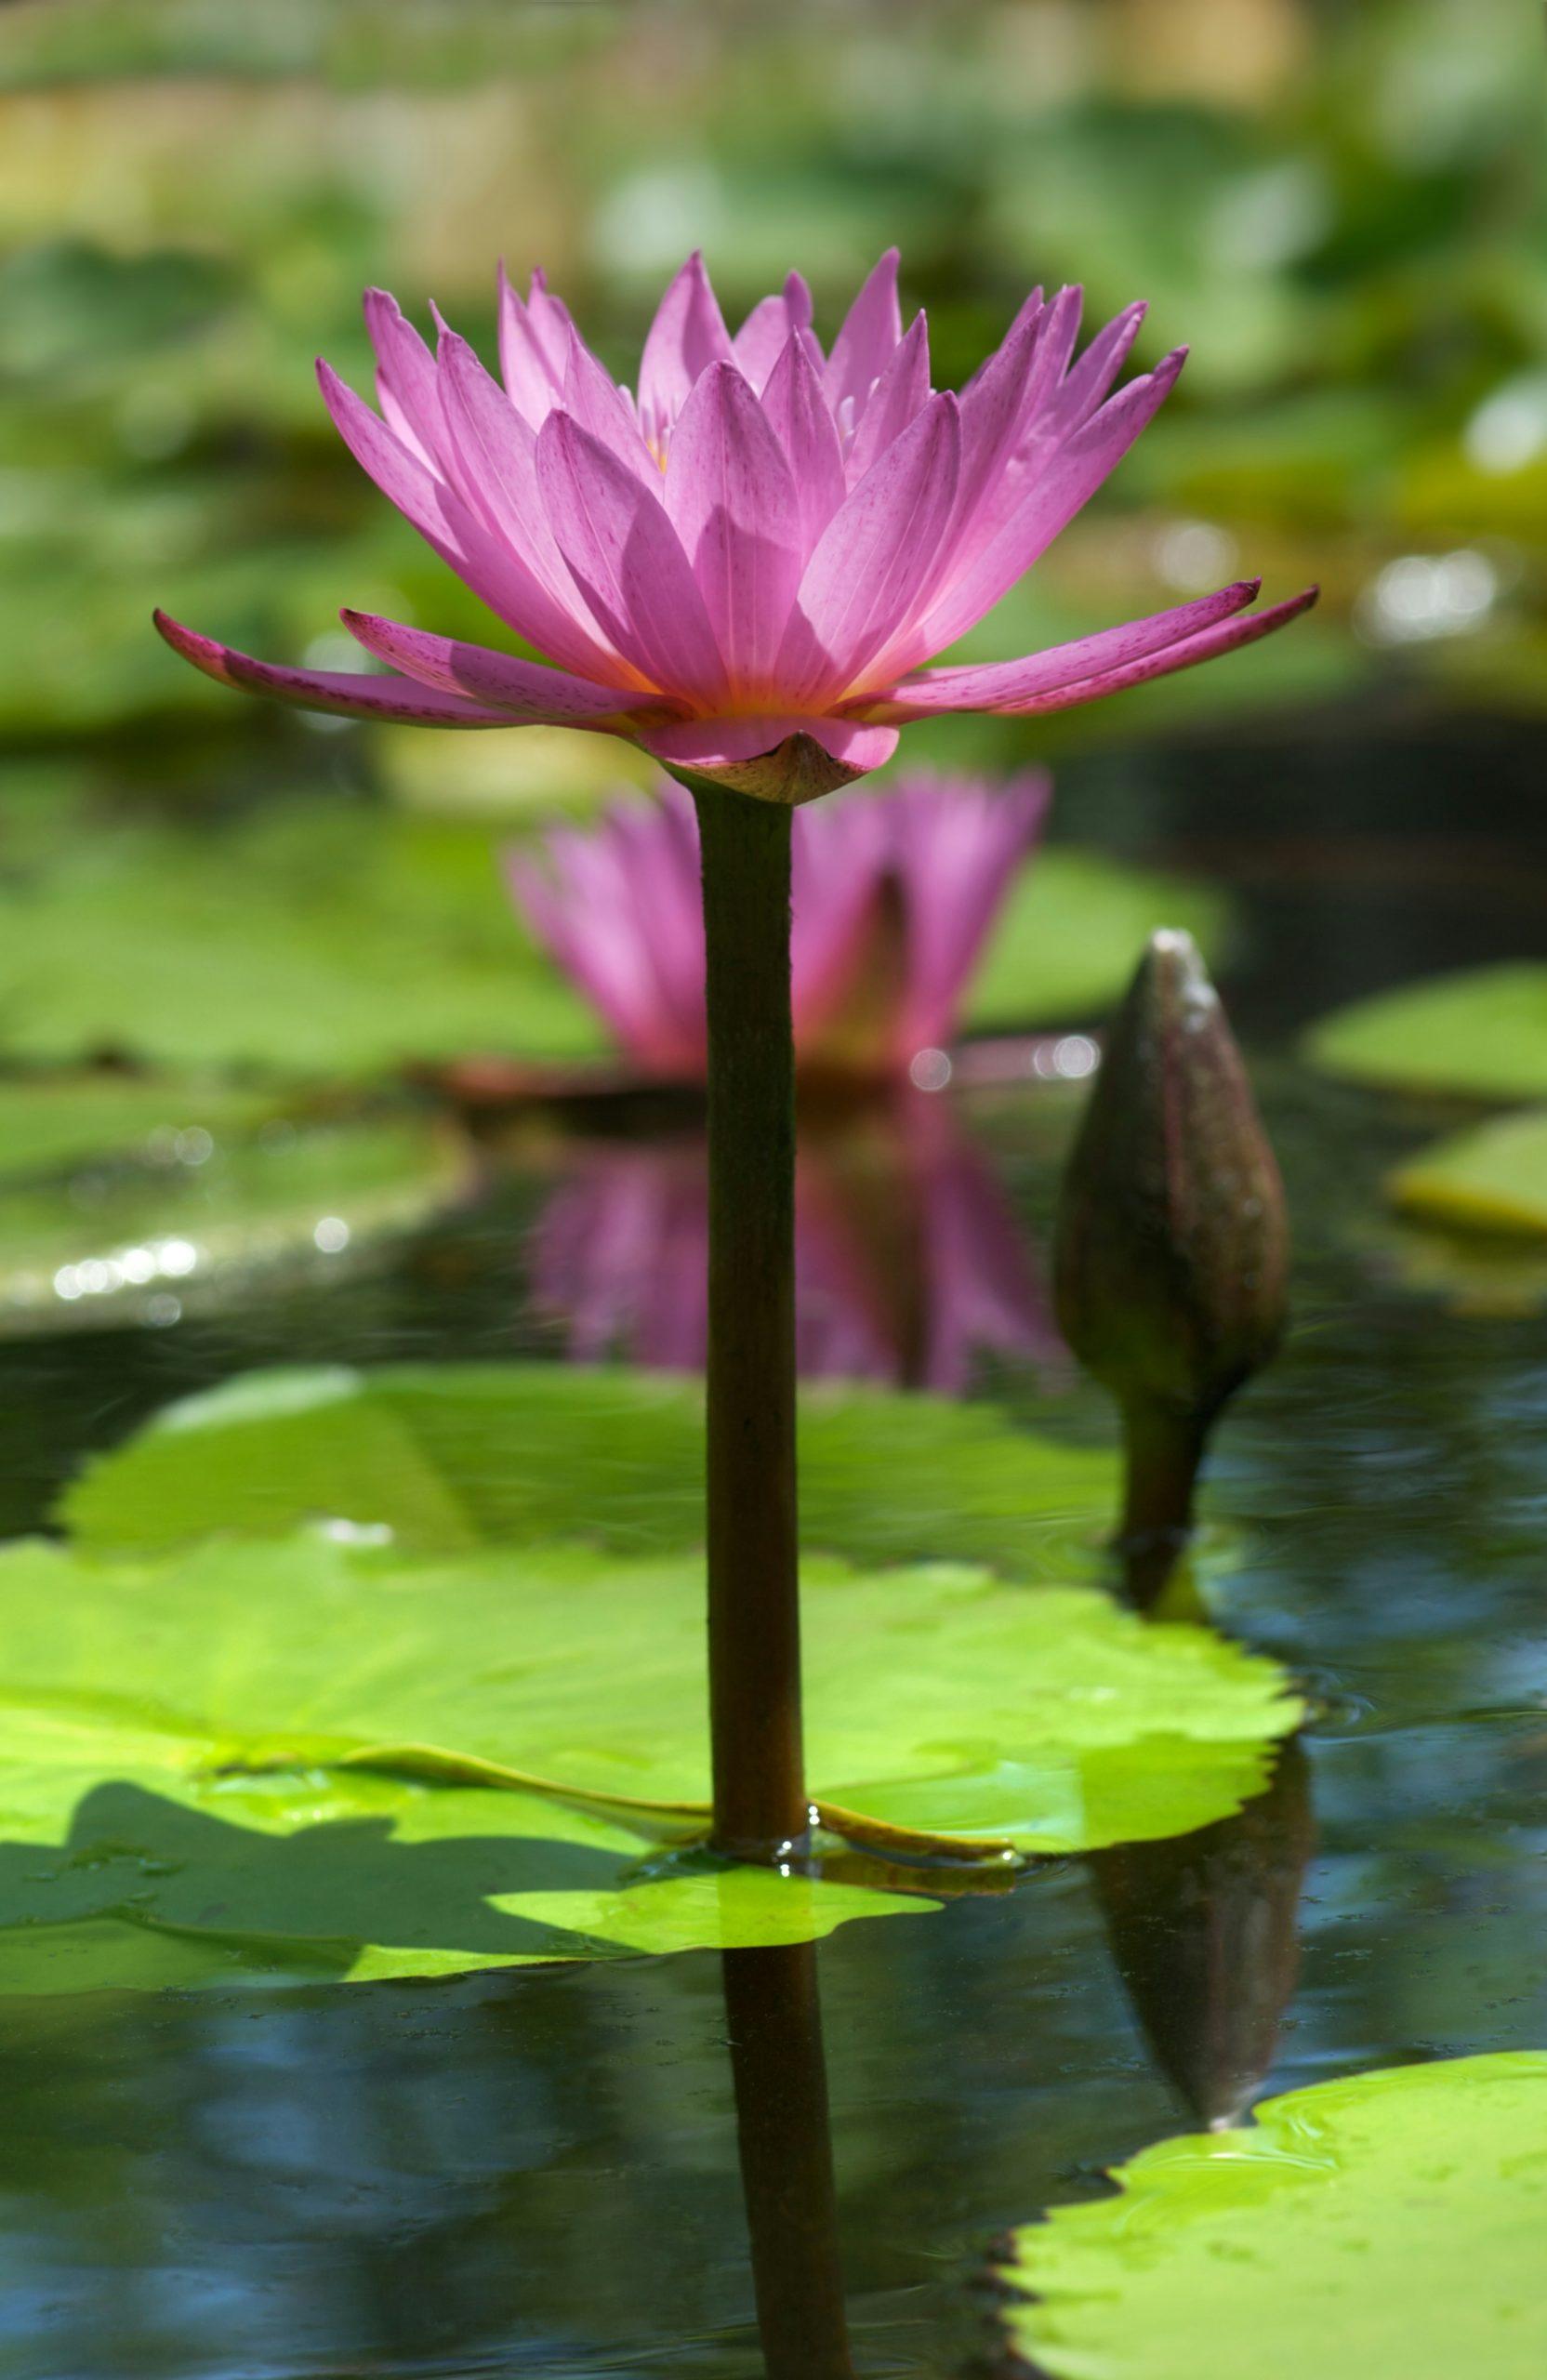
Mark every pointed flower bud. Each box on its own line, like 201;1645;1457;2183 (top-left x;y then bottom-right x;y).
1053;930;1289;1588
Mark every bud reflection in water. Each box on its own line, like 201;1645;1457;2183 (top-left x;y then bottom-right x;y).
528;1093;1064;1393
1090;1738;1314;2133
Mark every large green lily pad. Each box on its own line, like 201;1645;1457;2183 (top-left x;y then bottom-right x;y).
63;1360;1118;1573
0;1527;1299;1989
0;796;1228;1077
1390;1107;1547;1237
0;1117;458;1334
0;805;601;1077
1000;2053;1547;2380
1306;965;1547;1102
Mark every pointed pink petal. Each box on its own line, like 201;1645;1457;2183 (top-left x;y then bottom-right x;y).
364;289;455;479
777;390;960;705
824;248;902;417
663;360;803;691
731;270;814;391
908;346;1188;659
508;791;707;1075
561;329;658;485
1045;299;1148;439
496;262;566;427
536;411;729;704
883;768;1051;1051
153;612;521;726
637;253;734;448
759;330;847;557
430;328;636;681
847;310;932;482
861;586;1320;721
318;358;619;680
339;614;647;718
858;580;1263;716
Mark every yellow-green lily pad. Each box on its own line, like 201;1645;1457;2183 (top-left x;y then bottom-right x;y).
1307;965;1547;1103
0;1527;1300;1989
1390;1107;1547;1237
1000;2053;1547;2380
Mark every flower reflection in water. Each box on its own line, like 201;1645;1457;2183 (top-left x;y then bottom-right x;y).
529;1091;1064;1393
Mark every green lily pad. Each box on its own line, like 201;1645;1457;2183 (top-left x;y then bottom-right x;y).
0;803;603;1077
0;795;1228;1076
0;1117;458;1334
1390;1108;1547;1237
1000;2052;1547;2380
966;848;1228;1033
0;1526;1299;1988
1306;965;1547;1102
0;1073;280;1182
62;1360;1119;1573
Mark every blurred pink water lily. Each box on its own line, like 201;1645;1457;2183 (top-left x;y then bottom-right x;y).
155;250;1316;803
530;1096;1063;1393
507;767;1049;1083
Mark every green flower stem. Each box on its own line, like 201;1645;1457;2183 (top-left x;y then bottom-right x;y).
723;1941;854;2378
690;782;809;1859
1118;1392;1207;1611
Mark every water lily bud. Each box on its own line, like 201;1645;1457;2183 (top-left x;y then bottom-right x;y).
1053;930;1289;1592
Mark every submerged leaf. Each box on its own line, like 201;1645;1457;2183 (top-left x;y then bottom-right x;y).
1307;965;1547;1102
1000;2053;1547;2380
0;1527;1300;1987
63;1360;1119;1572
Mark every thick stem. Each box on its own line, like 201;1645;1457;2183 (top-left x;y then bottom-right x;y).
1118;1393;1208;1613
722;1942;854;2379
693;784;808;1859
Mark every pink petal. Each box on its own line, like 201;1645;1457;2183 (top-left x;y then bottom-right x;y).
637;253;734;450
509;793;707;1075
318;358;618;681
1044;299;1149;440
857;580;1263;716
883;769;1051;1051
152;612;520;727
759;330;847;557
663;360;803;691
339;613;647;719
561;329;658;486
431;328;632;681
536;411;730;704
824;249;902;418
496;262;567;428
731;271;814;392
777;390;961;705
364;288;449;472
866;585;1320;721
908;346;1188;659
847;310;932;483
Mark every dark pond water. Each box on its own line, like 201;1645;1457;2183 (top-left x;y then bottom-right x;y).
2;700;1546;2378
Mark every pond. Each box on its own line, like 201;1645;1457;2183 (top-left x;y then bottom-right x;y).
0;700;1542;2377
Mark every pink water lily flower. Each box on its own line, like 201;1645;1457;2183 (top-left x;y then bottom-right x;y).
155;250;1316;803
507;768;1049;1082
